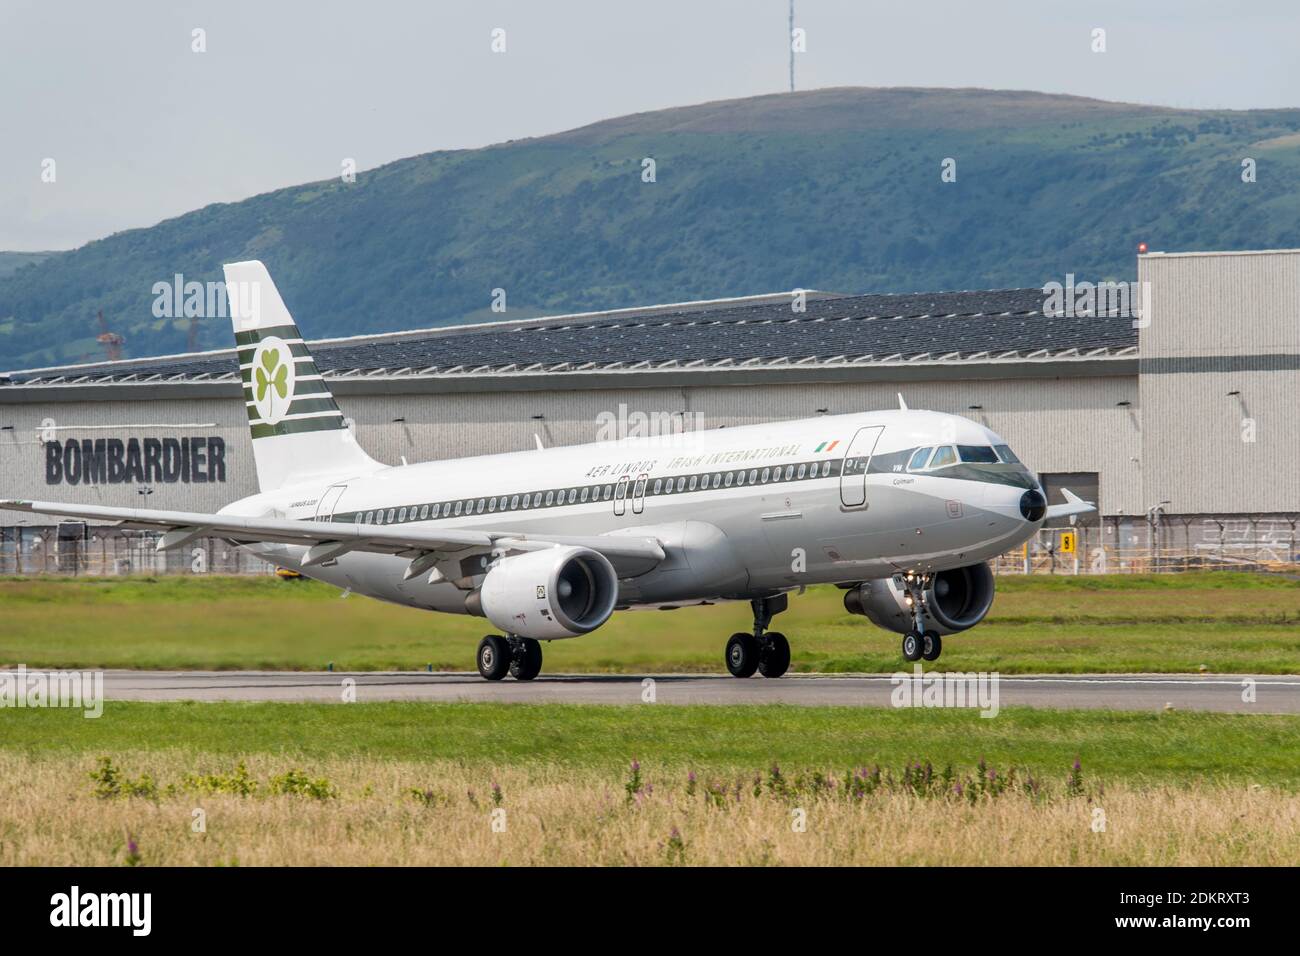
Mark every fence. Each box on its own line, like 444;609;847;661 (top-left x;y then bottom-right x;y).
992;517;1300;575
0;527;275;576
3;516;1298;577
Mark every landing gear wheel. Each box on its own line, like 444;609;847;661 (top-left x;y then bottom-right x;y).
725;632;761;678
921;631;942;662
901;631;924;662
510;638;543;681
758;632;791;678
476;635;512;681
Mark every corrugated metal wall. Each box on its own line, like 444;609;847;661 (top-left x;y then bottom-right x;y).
0;373;1142;521
1139;250;1300;513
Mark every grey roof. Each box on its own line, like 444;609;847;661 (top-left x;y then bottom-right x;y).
2;287;1137;386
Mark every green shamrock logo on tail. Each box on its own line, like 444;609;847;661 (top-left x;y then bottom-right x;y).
256;348;289;417
251;338;295;425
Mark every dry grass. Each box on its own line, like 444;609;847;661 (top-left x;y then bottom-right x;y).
2;752;1295;866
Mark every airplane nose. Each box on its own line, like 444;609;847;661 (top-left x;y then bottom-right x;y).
1019;489;1046;522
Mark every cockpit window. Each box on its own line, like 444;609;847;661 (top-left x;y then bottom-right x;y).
957;444;999;464
929;445;957;469
907;447;933;471
994;444;1020;464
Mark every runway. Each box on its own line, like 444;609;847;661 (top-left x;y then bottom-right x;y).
94;670;1300;713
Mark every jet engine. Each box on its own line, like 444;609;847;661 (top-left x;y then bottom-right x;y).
843;563;995;636
468;546;619;640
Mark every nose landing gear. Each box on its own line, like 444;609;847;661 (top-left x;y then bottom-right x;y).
898;573;944;663
725;595;791;678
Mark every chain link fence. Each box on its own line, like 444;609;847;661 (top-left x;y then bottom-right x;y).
992;515;1300;575
3;514;1298;577
0;526;275;576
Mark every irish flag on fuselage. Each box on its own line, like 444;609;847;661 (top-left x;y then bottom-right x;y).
813;440;841;453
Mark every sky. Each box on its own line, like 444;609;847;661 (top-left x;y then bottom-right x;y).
2;0;1297;251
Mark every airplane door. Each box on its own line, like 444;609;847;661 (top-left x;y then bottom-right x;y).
839;426;884;508
315;484;348;522
631;474;647;514
614;476;629;516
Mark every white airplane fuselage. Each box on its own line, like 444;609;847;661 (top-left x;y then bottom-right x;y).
226;407;1044;622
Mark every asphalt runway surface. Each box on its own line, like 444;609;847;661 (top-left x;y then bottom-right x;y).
95;671;1300;713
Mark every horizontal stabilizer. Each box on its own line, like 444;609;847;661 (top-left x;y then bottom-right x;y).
1045;488;1096;520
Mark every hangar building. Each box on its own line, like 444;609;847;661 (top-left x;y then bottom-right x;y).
1;247;1297;573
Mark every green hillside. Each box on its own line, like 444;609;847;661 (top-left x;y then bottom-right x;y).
3;87;1299;369
0;252;55;280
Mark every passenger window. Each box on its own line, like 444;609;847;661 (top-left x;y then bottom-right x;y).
736;471;745;486
677;476;686;492
454;501;463;516
747;469;756;484
784;465;794;480
545;491;554;506
511;495;520;509
443;503;451;517
476;499;485;513
725;472;734;487
760;467;770;483
688;475;697;491
797;464;806;479
487;498;496;513
929;446;957;469
397;507;406;522
418;505;427;519
713;473;722;486
653;479;663;495
566;488;575;504
365;511;374;524
822;460;832;477
603;485;612;500
957;445;999;464
907;447;932;471
700;475;710;490
533;493;542;507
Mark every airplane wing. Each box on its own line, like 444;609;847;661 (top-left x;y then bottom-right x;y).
1044;488;1096;521
0;499;665;578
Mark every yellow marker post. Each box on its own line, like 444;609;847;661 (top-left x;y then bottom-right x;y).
1060;531;1077;554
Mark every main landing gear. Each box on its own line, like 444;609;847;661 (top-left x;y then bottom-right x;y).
897;573;943;663
476;634;543;681
725;595;791;679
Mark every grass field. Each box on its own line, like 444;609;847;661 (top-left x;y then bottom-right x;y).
2;703;1297;865
2;572;1298;674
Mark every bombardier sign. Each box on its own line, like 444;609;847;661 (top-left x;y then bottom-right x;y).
45;437;227;485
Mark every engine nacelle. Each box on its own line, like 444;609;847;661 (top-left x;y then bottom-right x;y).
844;563;995;636
470;546;619;640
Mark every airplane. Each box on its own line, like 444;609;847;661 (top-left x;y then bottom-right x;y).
2;261;1094;680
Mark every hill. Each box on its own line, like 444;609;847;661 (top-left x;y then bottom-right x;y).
2;87;1299;368
0;252;56;281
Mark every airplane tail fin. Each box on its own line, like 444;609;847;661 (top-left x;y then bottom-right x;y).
224;260;381;491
